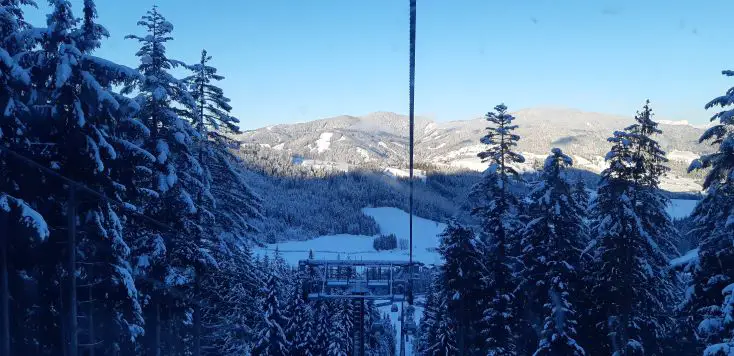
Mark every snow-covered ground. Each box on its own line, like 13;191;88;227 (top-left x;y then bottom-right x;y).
257;207;446;266
383;167;427;182
314;132;333;153
259;199;698;266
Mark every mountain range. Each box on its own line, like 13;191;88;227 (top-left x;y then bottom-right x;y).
236;107;713;193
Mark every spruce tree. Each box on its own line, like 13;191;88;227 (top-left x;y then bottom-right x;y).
683;67;734;355
365;300;382;354
416;273;439;355
186;49;240;136
0;3;49;352
521;148;586;356
625;101;680;260
252;272;289;356
285;278;316;356
200;244;260;355
471;103;525;354
313;300;333;355
425;298;458;356
572;179;590;217
437;220;485;353
123;6;215;353
24;1;146;352
586;125;676;355
0;0;36;205
327;299;352;356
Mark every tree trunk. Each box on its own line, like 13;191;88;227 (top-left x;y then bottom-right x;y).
67;187;78;356
0;211;9;356
457;304;466;355
154;300;161;356
87;268;95;356
193;275;201;356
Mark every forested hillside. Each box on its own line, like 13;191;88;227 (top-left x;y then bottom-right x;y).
1;1;734;356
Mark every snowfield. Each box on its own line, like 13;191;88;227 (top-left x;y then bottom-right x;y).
258;207;446;266
258;200;698;266
314;132;333;153
383;167;427;182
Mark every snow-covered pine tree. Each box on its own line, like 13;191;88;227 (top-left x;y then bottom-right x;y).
365;300;383;355
285;276;316;356
572;179;590;217
624;101;680;260
416;272;439;355
682;67;734;356
0;3;50;352
437;220;485;353
22;1;147;352
0;0;37;204
327;299;352;356
521;148;586;356
313;300;333;355
586;125;676;355
184;48;261;247
376;313;397;356
200;244;260;355
471;103;525;354
252;271;290;356
425;297;458;356
186;49;240;137
626;101;681;353
187;52;263;352
123;6;216;353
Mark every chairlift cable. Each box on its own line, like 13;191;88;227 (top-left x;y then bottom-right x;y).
407;0;416;306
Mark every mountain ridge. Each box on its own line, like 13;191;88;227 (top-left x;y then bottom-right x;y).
236;107;712;192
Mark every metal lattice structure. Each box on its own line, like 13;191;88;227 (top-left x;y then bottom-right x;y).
298;260;422;301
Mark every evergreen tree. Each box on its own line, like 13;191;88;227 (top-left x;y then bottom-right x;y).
313;300;333;355
586;125;676;355
377;313;397;356
572;179;590;217
416;273;439;355
425;298;458;356
200;244;260;355
625;101;680;260
437;220;485;353
0;0;37;207
186;49;240;137
365;300;384;355
285;277;316;356
0;2;50;352
252;272;289;356
471;103;525;354
521;148;586;356
123;6;215;353
23;1;147;352
327;298;352;356
682;67;734;355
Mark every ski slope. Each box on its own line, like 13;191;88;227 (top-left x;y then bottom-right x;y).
258;199;698;266
258;207;446;266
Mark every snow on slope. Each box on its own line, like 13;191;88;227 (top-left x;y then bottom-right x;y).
384;167;427;182
258;207;446;265
259;201;696;266
314;132;333;153
667;150;699;163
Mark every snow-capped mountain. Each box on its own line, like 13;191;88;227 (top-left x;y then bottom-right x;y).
237;107;711;191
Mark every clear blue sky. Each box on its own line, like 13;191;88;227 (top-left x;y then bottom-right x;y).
24;0;734;129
